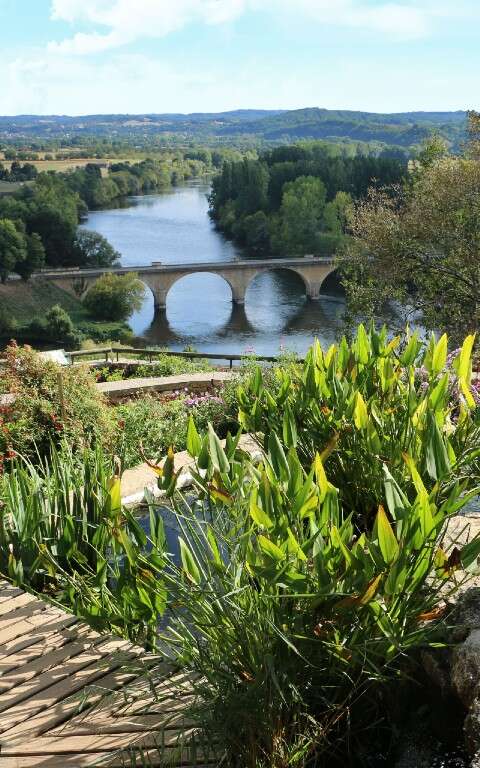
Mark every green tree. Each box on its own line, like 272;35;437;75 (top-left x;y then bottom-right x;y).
339;155;480;340
72;229;120;268
277;176;327;254
83;272;145;321
0;218;26;283
45;305;80;347
16;232;46;281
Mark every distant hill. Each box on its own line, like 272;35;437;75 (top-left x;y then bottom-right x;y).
0;108;467;151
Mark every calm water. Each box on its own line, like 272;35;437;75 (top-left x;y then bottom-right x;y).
83;181;351;356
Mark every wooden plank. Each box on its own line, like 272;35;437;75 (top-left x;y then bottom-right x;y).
0;624;99;692
0;639;137;737
1;728;196;754
0;613;77;656
0;622;82;677
0;592;38;618
0;654;144;744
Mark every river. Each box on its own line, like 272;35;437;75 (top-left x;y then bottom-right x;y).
82;181;352;356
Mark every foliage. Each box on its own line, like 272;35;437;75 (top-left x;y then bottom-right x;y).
0;343;115;461
237;325;480;527
154;417;480;767
83;272;146;321
339;121;480;340
0;218;26;282
116;387;233;468
0;443;167;646
44;304;81;347
72;228;120;267
209;142;405;256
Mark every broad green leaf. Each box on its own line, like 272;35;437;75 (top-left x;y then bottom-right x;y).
375;505;399;564
282;406;298;448
250;490;273;529
179;538;201;584
186;415;202;457
258;535;285;562
431;333;448;376
208;424;230;474
454;334;476;381
356;323;370;365
354;392;368;430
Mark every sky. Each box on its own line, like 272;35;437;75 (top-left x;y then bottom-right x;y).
1;0;479;115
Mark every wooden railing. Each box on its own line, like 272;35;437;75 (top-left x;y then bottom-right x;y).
67;346;300;369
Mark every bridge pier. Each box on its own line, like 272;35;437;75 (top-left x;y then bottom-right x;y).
306;282;322;301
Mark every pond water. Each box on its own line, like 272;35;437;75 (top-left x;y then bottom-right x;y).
83;181;358;356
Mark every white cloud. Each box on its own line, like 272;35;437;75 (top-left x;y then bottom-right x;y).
46;0;445;55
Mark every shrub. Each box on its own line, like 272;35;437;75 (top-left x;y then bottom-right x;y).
153;410;480;766
83;272;145;321
0;342;115;461
0;443;167;646
237;325;480;527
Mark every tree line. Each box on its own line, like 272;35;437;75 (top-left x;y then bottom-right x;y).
209;142;407;257
0;149;232;282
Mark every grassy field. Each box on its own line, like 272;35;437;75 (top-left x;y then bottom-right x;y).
0;180;32;196
0;156;140;172
0;281;129;342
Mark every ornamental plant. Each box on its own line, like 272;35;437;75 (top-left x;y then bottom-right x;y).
152;423;480;767
236;325;480;528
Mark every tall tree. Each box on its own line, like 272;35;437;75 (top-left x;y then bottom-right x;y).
0;219;26;283
339;155;480;340
16;233;45;281
275;176;327;254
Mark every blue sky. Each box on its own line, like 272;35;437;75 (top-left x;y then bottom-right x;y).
1;0;479;115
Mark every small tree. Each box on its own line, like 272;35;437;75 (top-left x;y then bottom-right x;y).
16;232;45;281
0;218;26;283
72;229;120;268
83;272;145;321
45;305;80;348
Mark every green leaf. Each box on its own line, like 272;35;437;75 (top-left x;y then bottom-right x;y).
460;536;480;571
179;538;201;584
186;415;202;457
258;535;285;562
454;333;476;381
356;323;370;365
250;489;273;529
208;424;230;474
431;333;448;376
282;406;298;448
354;392;368;430
375;505;399;565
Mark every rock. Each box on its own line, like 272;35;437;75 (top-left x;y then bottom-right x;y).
450;588;480;643
452;629;480;709
465;698;480;757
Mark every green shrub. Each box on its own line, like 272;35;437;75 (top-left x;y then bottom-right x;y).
0;342;115;461
0;443;167;646
237;325;480;527
83;272;145;321
153;418;480;766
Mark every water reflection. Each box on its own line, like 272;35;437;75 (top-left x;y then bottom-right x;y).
84;182;349;356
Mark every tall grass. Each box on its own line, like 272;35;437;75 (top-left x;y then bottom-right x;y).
0;443;167;646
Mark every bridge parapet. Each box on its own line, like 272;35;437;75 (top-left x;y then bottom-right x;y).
32;257;337;311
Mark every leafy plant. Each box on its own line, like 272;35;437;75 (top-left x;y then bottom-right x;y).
237;325;480;527
0;443;167;646
153;422;480;767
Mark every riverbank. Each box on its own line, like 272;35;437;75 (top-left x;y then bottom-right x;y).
0;281;131;346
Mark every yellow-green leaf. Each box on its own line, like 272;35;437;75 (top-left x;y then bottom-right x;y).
376;505;399;564
354;392;368;430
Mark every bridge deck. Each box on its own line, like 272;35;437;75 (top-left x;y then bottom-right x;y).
0;581;206;767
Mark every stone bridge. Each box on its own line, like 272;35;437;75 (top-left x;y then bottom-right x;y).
35;257;337;312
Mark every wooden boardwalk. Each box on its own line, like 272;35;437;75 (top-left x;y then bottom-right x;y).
0;581;207;768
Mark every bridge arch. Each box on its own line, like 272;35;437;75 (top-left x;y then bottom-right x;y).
143;270;239;311
244;266;310;301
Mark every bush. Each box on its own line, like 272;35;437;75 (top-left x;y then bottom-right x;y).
116;387;234;468
154;420;480;767
0;342;115;461
83;272;145;321
237;325;480;527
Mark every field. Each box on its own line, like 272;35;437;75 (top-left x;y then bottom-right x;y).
0;180;32;196
0;156;139;173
